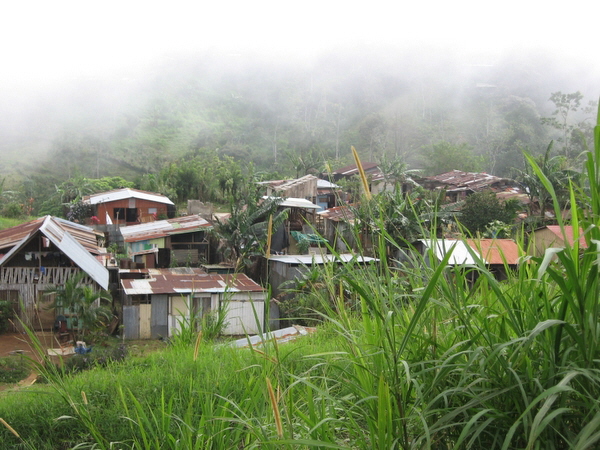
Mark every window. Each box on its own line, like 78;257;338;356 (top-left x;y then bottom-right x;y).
113;207;139;222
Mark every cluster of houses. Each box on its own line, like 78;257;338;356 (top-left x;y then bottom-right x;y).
0;164;584;341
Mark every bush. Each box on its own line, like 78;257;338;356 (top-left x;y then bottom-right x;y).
1;202;22;219
0;300;14;333
62;343;128;375
0;356;30;383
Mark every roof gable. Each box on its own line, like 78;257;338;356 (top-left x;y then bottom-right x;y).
0;216;109;289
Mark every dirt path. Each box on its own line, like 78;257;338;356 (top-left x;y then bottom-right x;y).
0;332;55;361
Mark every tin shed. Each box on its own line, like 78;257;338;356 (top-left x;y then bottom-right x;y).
120;268;266;339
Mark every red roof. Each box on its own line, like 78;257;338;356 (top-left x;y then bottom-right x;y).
465;239;520;265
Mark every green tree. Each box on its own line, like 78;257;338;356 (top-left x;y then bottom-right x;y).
211;196;288;273
458;190;517;235
541;91;597;159
421;141;483;175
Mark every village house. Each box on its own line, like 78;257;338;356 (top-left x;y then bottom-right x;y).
316;205;357;252
262;196;322;255
267;253;378;299
417;170;524;204
0;216;109;331
119;267;268;338
530;225;588;258
259;174;342;211
82;188;176;226
118;215;212;269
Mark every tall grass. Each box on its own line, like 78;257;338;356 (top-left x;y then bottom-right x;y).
2;109;600;448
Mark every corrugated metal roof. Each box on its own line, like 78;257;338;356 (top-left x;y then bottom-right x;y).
419;239;477;265
423;170;519;193
0;216;103;255
465;239;520;265
120;268;265;295
262;196;321;209
418;238;520;265
0;216;46;250
276;174;318;192
0;216;109;289
268;253;378;265
331;162;379;176
120;215;211;243
83;188;174;206
317;179;340;189
317;205;356;222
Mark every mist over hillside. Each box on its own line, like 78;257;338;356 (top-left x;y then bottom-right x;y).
0;45;597;188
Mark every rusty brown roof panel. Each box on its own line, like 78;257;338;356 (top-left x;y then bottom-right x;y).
424;170;519;192
465;239;521;265
0;217;45;250
120;268;265;295
317;205;356;222
0;216;102;254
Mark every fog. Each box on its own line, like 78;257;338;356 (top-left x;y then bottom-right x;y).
1;0;599;177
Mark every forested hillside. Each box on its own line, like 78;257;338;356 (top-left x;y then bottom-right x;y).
0;47;597;216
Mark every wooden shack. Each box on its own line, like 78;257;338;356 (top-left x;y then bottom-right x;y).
0;216;109;331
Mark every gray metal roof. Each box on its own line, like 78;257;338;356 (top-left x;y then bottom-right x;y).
40;217;109;289
83;188;174;206
0;216;109;289
268;253;378;265
262;196;321;209
120;215;211;243
417;239;477;265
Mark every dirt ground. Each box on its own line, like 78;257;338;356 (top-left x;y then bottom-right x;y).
0;332;59;391
0;331;56;361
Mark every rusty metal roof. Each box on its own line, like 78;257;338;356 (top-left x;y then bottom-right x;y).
120;268;265;295
0;216;103;254
82;188;174;205
317;204;356;223
465;239;521;265
0;216;109;289
0;216;46;250
120;215;211;243
423;170;518;192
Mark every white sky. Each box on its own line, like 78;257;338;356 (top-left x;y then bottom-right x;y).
0;0;597;85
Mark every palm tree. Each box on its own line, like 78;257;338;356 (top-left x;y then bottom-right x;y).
212;197;288;272
47;273;113;339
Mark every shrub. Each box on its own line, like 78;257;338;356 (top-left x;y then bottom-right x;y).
0;356;29;383
0;300;14;333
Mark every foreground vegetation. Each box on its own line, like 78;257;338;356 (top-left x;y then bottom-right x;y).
1;110;599;448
